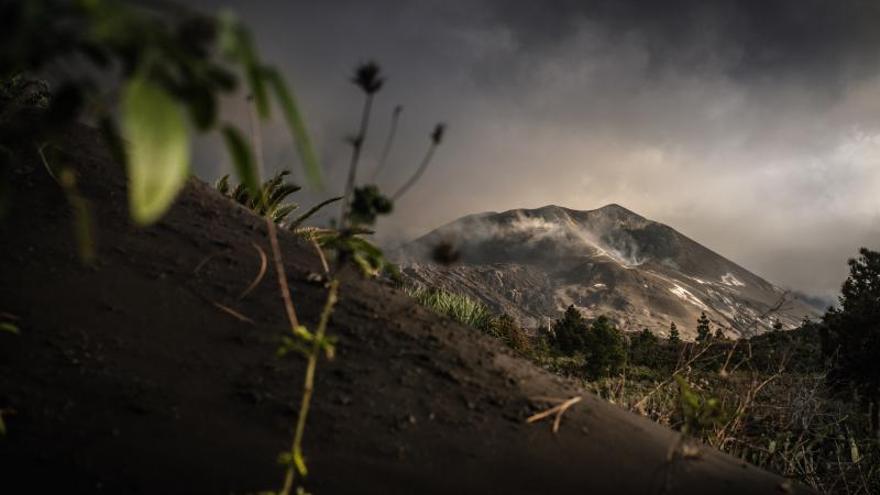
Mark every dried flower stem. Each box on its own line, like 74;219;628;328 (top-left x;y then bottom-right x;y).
370;105;402;182
340;93;375;227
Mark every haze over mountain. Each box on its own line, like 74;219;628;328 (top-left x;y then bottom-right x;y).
396;204;818;339
186;0;880;300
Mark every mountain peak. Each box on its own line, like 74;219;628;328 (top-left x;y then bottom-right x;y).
592;203;645;220
397;203;819;336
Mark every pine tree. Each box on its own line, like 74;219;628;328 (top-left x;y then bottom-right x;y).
820;248;880;438
668;322;680;343
583;315;626;379
630;328;659;367
551;305;588;354
772;319;783;332
696;312;711;342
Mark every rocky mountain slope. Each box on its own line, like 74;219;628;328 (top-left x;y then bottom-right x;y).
395;204;818;339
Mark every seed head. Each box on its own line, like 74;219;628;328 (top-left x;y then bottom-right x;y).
431;123;446;145
352;61;384;95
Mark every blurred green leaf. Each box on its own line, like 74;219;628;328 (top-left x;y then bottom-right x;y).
277;451;293;466
277;336;310;358
121;74;190;225
217;12;269;117
288;196;342;230
293;449;308;476
221;125;261;203
0;322;19;335
264;68;322;188
59;169;97;264
187;86;217;130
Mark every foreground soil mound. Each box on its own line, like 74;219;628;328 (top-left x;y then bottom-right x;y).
0;124;811;494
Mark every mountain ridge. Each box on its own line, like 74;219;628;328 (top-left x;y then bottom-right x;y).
395;203;818;339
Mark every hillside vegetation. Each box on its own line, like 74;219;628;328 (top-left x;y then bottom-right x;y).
409;284;879;494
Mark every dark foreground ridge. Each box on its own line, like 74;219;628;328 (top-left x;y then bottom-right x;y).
0;124;812;494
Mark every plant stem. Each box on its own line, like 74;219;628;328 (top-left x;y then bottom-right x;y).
369;105;401;182
288;196;343;231
280;278;339;495
391;142;436;201
267;219;301;329
339;93;374;227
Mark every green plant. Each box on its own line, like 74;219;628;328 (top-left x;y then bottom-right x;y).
821;247;880;438
336;61;445;231
550;305;588;354
675;375;725;436
582;315;626;380
276;278;339;492
668;322;680;343
215;170;341;226
339;62;382;227
1;0;320;226
696;312;711;342
269;60;449;492
629;328;659;368
348;185;392;226
1;4;339;493
404;285;493;330
486;314;532;355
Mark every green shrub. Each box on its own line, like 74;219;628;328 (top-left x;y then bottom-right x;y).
404;286;493;330
550;305;588;354
487;314;532;355
629;328;659;367
583;315;626;380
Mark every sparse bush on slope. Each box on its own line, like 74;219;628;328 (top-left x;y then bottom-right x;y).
402;285;533;355
404;285;493;330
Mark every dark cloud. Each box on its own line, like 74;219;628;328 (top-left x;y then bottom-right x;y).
189;0;880;298
480;0;880;87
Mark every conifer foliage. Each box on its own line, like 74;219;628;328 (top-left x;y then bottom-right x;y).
821;248;880;437
696;312;712;342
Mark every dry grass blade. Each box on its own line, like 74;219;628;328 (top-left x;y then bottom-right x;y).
633;342;715;411
526;396;582;433
238;241;268;299
212;302;254;324
193;249;230;275
311;238;330;275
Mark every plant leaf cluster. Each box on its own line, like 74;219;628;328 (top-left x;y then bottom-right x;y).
1;0;321;226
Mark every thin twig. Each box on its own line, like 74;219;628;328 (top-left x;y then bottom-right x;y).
370;104;402;181
238;241;268;299
311;239;330;275
212;301;254;324
36;143;60;185
526;396;583;433
267;218;300;330
634;342;715;411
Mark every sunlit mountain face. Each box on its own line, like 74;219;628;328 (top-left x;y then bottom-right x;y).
396;204;818;338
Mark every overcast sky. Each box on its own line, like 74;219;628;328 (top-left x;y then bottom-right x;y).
192;0;880;299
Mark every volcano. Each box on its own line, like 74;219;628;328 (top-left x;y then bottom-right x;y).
395;204;818;339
